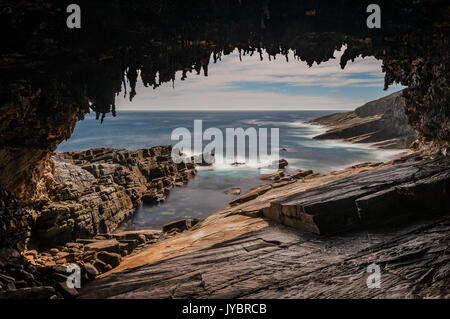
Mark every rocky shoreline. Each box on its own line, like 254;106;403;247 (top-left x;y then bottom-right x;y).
2;131;449;299
1;143;297;298
0;221;205;299
1;145;449;298
0;146;197;250
309;90;417;149
79;148;450;298
1;145;203;297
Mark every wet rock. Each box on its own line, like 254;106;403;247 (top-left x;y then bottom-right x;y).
291;170;314;179
266;159;289;170
142;191;165;204
192;153;214;166
260;171;285;181
224;188;241;195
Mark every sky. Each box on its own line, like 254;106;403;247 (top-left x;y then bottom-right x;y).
116;46;404;111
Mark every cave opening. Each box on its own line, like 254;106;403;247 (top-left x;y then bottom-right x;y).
0;0;449;299
0;0;448;251
52;46;410;232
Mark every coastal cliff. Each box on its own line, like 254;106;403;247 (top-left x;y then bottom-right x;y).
310;90;417;149
0;146;196;250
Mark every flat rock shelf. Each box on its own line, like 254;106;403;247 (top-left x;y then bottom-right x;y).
79;216;449;298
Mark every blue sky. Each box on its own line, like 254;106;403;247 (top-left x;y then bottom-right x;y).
116;46;404;111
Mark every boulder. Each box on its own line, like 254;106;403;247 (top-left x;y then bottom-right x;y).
162;219;199;233
96;251;122;268
56;282;79;299
260;171;284;181
49;248;59;256
83;263;99;280
92;259;109;273
224;188;241;195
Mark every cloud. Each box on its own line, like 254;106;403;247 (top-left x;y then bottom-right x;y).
116;47;403;111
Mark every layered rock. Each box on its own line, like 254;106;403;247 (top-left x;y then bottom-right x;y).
80;216;450;299
0;146;196;249
0;188;34;250
310;90;417;149
0;213;209;298
264;150;450;234
78;152;450;299
0;229;162;299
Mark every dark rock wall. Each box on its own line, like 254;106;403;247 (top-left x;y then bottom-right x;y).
0;188;34;250
0;77;85;201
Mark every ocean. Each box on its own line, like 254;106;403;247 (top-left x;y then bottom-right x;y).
57;111;404;229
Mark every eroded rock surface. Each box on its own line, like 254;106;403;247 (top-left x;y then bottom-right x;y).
265;152;450;234
77;151;449;299
80;215;449;299
0;146;196;249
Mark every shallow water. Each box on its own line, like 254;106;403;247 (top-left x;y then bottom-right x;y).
58;111;404;229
